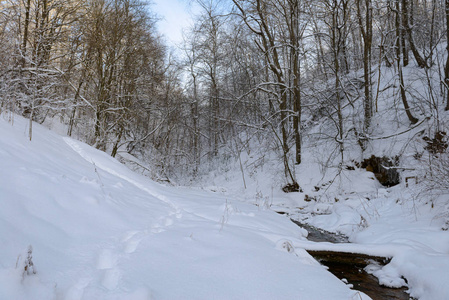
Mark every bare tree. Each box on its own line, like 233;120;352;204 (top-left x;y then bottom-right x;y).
391;0;419;125
445;0;449;111
232;0;307;186
356;0;372;148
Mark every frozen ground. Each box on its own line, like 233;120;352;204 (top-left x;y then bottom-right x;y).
0;114;370;299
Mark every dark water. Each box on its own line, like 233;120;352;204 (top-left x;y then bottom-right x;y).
290;220;349;243
290;219;412;300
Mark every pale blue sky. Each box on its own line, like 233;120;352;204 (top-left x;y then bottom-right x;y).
152;0;197;47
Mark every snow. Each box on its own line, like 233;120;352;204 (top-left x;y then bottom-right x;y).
0;114;368;299
209;160;449;300
2;63;449;300
293;165;449;300
188;106;449;299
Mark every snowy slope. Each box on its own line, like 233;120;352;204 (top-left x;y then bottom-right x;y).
199;148;449;300
189;58;449;300
0;115;367;299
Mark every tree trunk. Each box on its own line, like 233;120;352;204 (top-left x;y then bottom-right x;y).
293;76;301;165
327;0;346;164
192;72;200;175
357;0;373;147
395;1;419;124
290;0;301;165
398;65;418;124
111;127;123;158
400;0;409;66
445;0;449;110
403;0;428;68
21;0;31;68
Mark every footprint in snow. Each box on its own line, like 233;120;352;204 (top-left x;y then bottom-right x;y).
122;230;151;253
96;249;122;290
64;278;91;300
79;176;98;185
101;268;121;290
124;238;142;254
151;227;165;234
169;209;183;219
96;249;118;270
120;213;178;254
164;217;174;226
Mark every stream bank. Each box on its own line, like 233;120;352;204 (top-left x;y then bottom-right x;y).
290;220;412;300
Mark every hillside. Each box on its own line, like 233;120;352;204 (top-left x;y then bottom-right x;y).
2;0;449;298
184;60;449;299
0;114;370;299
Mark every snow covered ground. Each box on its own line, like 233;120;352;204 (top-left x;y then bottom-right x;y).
0;114;371;299
187;61;449;300
198;141;449;300
1;112;448;300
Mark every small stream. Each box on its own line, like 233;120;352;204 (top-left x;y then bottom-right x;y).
290;220;412;300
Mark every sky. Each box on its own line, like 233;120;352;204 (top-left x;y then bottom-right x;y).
152;0;198;47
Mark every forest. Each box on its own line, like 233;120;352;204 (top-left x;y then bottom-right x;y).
1;0;448;195
2;1;449;298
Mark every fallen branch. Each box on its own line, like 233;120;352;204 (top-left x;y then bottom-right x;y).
367;116;429;140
